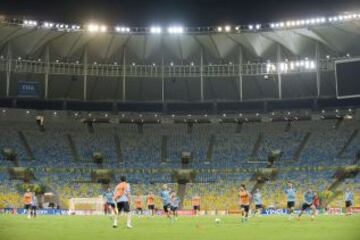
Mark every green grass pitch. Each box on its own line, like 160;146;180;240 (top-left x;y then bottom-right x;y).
1;214;360;240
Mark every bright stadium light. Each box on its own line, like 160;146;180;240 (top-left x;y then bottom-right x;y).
224;25;231;32
168;26;184;34
100;25;107;32
24;20;37;26
255;24;261;30
87;24;99;32
43;22;53;28
248;25;253;30
150;26;162;33
217;26;222;32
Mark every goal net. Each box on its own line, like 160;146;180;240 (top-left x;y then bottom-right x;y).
68;197;105;215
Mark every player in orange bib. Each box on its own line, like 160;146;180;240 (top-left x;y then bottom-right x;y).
192;194;201;216
147;192;155;216
113;176;132;228
239;184;251;222
134;194;143;216
23;189;33;219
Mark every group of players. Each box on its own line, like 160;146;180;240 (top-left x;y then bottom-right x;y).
102;177;202;228
23;177;355;228
238;182;355;222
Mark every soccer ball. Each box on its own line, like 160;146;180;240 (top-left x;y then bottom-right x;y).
215;218;221;224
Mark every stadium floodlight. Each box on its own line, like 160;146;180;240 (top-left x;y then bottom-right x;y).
248;25;254;30
217;26;222;32
87;24;100;32
116;26;130;33
24;20;37;26
310;61;316;69
43;22;53;28
100;25;107;32
168;26;184;34
255;24;261;30
150;26;162;34
279;22;285;27
270;23;275;28
235;26;240;31
224;25;231;32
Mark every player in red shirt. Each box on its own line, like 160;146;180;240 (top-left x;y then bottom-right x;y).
313;192;320;215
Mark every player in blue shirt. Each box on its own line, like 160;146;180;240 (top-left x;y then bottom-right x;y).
170;191;180;222
298;189;316;220
160;184;171;218
284;182;296;219
253;189;263;215
103;188;117;216
345;189;353;216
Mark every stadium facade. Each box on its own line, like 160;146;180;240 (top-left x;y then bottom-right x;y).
0;14;360;114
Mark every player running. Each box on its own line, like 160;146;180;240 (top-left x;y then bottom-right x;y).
239;184;251;223
147;191;155;216
298;189;316;220
31;192;37;218
345;189;353;216
170;191;180;222
253;189;263;215
23;189;33;219
284;182;296;220
313;192;320;215
103;187;117;217
160;184;171;218
134;193;143;216
192;194;201;216
113;176;133;228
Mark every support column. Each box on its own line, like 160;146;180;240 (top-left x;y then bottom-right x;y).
44;45;50;99
315;42;321;97
161;55;165;102
200;48;204;102
122;47;126;102
6;43;12;97
276;44;282;100
238;46;243;101
83;46;88;101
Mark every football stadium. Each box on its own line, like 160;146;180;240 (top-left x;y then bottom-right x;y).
1;1;360;239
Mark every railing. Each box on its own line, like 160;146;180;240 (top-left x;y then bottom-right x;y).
0;58;339;78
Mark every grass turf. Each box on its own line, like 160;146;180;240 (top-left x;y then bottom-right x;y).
0;214;360;240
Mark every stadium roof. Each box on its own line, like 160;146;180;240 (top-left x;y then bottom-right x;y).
1;19;360;62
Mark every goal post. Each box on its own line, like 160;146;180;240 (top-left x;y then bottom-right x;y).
68;196;105;215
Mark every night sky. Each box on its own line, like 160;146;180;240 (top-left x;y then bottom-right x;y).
1;0;360;26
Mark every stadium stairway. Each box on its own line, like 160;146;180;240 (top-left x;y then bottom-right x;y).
114;134;123;163
161;135;168;163
250;133;262;160
177;183;186;209
236;123;243;133
337;129;358;158
67;134;79;161
206;135;215;163
294;132;311;161
18;131;33;160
